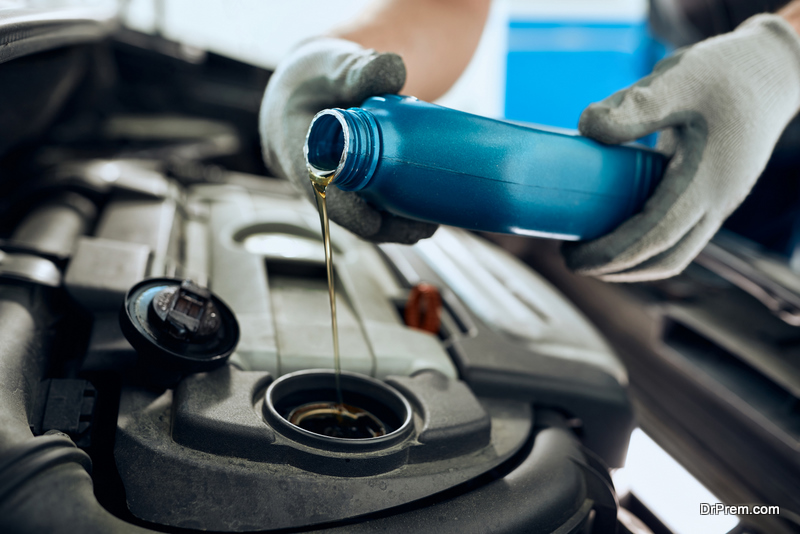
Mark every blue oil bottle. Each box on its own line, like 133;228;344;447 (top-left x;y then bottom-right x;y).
304;95;665;241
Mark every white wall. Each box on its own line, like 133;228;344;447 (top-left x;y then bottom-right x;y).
121;1;653;119
121;0;508;117
507;0;647;21
123;0;374;69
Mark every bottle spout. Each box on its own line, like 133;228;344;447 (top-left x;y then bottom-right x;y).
305;109;347;187
304;107;381;192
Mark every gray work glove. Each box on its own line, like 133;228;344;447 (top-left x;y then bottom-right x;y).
259;38;438;244
564;14;800;282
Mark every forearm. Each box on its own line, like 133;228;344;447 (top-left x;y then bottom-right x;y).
330;0;491;101
780;0;800;33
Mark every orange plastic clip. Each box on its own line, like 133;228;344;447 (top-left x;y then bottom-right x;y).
404;283;442;335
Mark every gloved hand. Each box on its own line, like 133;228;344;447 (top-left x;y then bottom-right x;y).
259;38;438;244
564;14;800;282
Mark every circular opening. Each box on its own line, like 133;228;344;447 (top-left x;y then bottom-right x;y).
289;402;386;439
305;111;347;175
264;370;413;452
277;388;401;437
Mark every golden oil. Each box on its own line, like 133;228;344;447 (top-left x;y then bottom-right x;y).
310;172;343;407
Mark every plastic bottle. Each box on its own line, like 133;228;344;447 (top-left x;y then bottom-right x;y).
304;95;665;241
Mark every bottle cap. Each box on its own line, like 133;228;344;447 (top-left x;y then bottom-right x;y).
119;278;239;374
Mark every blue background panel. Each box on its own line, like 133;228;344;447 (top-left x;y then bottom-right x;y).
505;21;666;130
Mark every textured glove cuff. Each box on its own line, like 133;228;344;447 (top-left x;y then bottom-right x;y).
737;14;800;113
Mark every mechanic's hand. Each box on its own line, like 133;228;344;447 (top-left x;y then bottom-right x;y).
563;14;800;282
259;38;438;244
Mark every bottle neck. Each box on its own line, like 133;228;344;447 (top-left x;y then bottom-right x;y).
304;107;381;192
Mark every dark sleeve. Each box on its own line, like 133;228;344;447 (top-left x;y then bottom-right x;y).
649;0;790;46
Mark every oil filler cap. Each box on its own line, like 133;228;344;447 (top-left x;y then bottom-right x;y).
120;278;239;374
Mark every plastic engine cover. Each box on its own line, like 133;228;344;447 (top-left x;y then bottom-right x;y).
68;178;633;532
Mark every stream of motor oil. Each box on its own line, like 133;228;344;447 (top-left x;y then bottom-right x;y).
309;172;344;408
306;171;387;438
